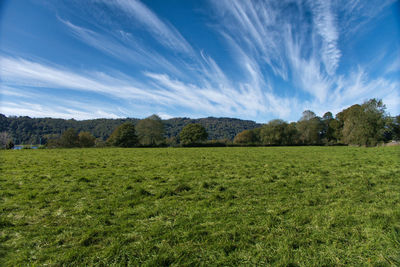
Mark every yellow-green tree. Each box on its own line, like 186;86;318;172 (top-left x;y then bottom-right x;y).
233;129;259;144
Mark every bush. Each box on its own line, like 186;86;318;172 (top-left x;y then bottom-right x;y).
60;128;79;148
6;140;14;150
78;132;96;148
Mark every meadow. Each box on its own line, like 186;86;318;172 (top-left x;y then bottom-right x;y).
1;146;399;266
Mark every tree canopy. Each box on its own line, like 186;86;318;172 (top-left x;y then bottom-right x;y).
233;129;260;144
135;115;165;146
46;129;96;148
340;99;387;146
179;124;208;145
233;98;397;147
107;122;138;147
1;98;398;147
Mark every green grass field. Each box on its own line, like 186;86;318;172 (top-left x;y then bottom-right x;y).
1;147;399;266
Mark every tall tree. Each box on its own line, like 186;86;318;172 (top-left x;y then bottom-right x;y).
107;123;138;147
284;122;300;145
341;99;387;146
328;119;341;143
296;111;324;145
135;115;165;146
300;110;317;121
260;119;289;145
322;111;338;143
384;115;400;141
179;123;208;145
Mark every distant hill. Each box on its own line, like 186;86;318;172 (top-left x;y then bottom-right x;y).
0;114;261;144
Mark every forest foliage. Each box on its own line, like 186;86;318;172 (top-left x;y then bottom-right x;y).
233;99;399;146
0;114;259;145
0;98;399;147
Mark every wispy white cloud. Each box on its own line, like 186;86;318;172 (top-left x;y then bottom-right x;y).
330;67;399;114
386;56;400;74
283;25;331;103
309;0;341;75
208;0;397;117
0;56;174;106
0;100;121;120
0;55;285;120
209;0;338;104
2;51;398;121
2;0;398;122
211;0;288;81
100;0;193;54
0;86;39;98
1;56;128;95
337;0;397;38
59;18;183;76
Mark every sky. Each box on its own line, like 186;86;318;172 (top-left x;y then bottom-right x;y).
0;0;399;122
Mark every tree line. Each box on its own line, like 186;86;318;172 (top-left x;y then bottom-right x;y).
1;98;399;149
0;114;259;145
233;99;399;146
43;115;209;148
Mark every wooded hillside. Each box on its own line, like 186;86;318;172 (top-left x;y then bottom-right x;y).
0;115;260;144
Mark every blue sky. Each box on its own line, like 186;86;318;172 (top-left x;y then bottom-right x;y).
0;0;399;122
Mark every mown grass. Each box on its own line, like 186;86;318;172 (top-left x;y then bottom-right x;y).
0;146;399;266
